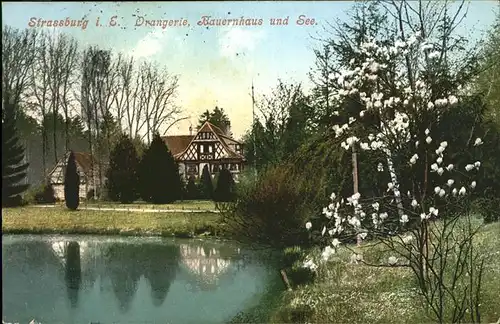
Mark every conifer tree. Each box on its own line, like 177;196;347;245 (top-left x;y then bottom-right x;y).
106;134;139;203
214;168;235;202
186;176;199;200
138;133;182;204
64;151;80;210
2;101;29;206
200;165;214;200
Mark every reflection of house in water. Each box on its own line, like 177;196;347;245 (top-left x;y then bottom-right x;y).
179;243;244;291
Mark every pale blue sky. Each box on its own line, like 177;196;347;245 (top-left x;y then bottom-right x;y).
2;1;498;139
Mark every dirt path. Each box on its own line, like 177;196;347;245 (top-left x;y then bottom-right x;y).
33;205;219;213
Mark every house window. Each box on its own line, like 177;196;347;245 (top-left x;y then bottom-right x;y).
200;145;204;153
236;164;240;171
208;145;213;153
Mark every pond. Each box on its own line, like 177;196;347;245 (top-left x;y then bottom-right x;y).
2;235;282;324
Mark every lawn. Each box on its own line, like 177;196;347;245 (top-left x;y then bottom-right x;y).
270;220;500;324
55;199;217;211
2;206;223;238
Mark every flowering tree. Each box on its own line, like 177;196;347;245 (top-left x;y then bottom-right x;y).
304;6;489;321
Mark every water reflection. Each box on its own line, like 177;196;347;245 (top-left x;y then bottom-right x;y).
180;243;235;291
65;241;82;309
141;244;180;307
2;235;277;324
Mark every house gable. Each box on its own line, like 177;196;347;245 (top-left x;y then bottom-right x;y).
176;121;244;162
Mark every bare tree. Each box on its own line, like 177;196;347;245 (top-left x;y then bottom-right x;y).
2;27;37;107
117;59;181;142
29;31;52;178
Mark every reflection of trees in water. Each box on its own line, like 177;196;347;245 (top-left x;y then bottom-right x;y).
105;243;181;311
105;243;143;313
141;244;181;307
179;242;244;292
65;241;82;309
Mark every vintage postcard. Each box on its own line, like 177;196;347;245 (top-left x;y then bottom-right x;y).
2;1;500;323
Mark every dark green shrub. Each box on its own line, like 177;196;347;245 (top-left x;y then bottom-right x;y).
200;165;214;200
184;176;199;200
219;164;315;248
34;183;56;204
214;168;235;202
106;134;140;204
138;133;182;204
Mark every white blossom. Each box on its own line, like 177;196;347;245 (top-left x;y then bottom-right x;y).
322;246;336;262
388;256;398;265
459;187;467;195
437;167;444;176
470;181;477;189
426;136;432;144
305;222;312;230
465;164;474;172
447;179;455;187
428;51;440;59
377;163;384;172
437;157;443;164
332;238;340;247
474;161;481;169
400;214;409;223
474;138;483;146
448;95;459;106
411;199;418;208
402;234;414;244
446;164;454;171
434;186;441;194
303;259;317;271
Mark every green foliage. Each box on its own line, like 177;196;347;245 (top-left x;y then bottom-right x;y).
184;176;199;200
214;168;235;202
138;133;182;204
64;151;80;210
33;183;56;204
2;101;29;206
106;134;139;204
200;165;214;200
220;164;316;248
197;106;231;134
243;81;315;172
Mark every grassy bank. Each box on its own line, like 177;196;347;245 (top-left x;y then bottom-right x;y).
2;206;223;238
270;221;500;323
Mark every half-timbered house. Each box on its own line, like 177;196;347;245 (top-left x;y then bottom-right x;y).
162;121;245;181
47;151;105;200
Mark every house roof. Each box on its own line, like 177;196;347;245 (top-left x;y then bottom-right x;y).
47;151;101;181
73;152;95;175
163;121;245;161
161;135;195;156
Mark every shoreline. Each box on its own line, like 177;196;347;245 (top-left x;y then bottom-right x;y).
2;206;225;239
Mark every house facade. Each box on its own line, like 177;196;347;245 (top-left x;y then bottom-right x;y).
162;121;246;181
47;151;105;200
